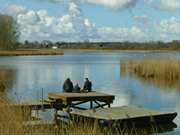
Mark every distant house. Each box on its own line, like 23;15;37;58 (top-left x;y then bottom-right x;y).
51;46;58;49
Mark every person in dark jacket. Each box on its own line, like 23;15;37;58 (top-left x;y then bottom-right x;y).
63;78;73;92
83;78;92;92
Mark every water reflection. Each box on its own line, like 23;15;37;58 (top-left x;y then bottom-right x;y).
123;73;180;90
0;68;16;93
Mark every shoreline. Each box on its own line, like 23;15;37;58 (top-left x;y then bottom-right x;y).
62;49;180;53
0;49;64;56
0;48;179;56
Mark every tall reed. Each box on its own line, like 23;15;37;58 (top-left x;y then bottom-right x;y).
121;59;180;89
121;59;180;80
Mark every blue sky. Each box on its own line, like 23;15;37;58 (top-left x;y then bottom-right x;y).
1;0;180;42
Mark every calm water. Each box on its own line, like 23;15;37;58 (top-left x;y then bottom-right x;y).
0;51;180;135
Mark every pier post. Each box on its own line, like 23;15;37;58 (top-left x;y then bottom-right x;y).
90;100;93;109
108;101;111;108
41;88;44;111
54;109;58;121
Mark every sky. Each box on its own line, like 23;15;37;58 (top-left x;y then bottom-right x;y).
0;0;180;42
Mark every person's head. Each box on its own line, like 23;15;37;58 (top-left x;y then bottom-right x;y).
85;78;89;81
66;78;71;82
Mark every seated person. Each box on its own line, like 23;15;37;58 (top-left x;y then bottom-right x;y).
83;78;92;92
63;78;73;92
73;83;81;93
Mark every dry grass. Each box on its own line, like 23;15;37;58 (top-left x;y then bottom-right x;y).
0;97;24;135
121;59;180;80
0;49;63;56
121;59;180;89
0;97;172;135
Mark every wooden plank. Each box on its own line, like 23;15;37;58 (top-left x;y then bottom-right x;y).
70;106;177;122
48;92;115;103
44;99;56;103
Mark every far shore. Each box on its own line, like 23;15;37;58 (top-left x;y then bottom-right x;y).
0;48;179;56
0;49;64;56
62;48;180;53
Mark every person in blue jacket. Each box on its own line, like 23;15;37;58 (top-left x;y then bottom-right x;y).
73;83;81;93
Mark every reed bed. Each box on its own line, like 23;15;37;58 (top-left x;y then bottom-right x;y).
121;59;180;89
121;59;180;80
0;96;171;135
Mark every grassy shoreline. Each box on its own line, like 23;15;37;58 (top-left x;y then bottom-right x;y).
0;49;64;56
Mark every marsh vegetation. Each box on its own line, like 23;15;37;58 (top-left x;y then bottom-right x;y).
0;49;63;56
121;59;180;89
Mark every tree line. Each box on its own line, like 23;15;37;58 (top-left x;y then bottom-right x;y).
18;40;180;51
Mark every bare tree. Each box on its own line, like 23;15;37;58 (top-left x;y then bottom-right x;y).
0;14;19;50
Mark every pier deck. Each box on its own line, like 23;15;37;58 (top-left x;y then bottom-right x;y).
48;92;115;110
71;106;177;124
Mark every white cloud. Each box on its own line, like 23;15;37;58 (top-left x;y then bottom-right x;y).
12;3;98;41
85;0;138;10
54;15;74;34
157;17;180;41
17;9;55;38
160;0;180;11
45;0;138;10
98;26;145;41
17;10;40;25
69;2;81;16
159;17;180;34
2;4;26;16
146;0;180;11
2;3;146;42
37;10;54;27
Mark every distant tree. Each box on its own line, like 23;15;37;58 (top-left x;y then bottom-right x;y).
24;40;29;45
0;14;19;50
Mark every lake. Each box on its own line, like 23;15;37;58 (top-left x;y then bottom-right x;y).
0;51;180;135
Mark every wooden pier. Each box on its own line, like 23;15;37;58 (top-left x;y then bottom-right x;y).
1;91;177;126
71;106;177;125
48;92;115;110
48;92;177;125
